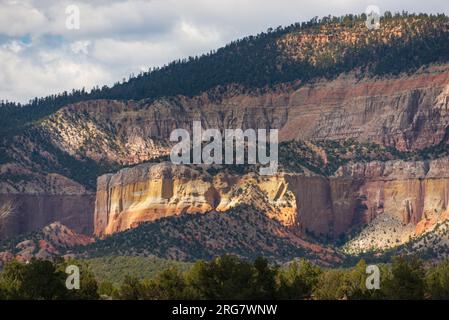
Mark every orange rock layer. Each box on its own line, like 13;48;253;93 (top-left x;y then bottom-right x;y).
95;159;449;240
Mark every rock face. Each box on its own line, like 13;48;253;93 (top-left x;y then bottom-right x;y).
293;158;449;241
279;69;449;151
335;158;449;225
0;136;98;239
0;176;95;238
39;102;170;166
0;164;95;239
51;64;449;164
0;193;95;239
95;158;449;247
94;162;298;235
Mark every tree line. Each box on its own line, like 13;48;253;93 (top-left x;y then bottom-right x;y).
1;255;449;300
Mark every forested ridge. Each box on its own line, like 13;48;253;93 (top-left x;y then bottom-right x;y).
1;13;449;137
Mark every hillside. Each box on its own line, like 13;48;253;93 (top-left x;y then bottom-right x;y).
366;219;449;263
2;13;449;263
0;222;93;265
79;205;344;266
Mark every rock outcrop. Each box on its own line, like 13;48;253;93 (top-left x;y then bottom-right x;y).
335;158;449;228
336;158;449;251
94;162;298;235
0;222;94;265
0;164;95;239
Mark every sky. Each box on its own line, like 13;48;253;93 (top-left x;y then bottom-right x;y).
1;0;449;103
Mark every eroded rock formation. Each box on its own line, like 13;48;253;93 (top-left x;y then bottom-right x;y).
95;158;449;249
94;162;298;235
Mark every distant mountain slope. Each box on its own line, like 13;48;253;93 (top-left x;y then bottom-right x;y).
2;13;449;192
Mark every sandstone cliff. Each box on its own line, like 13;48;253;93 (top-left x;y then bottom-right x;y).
95;157;449;253
94;162;298;236
0;163;95;239
338;158;449;252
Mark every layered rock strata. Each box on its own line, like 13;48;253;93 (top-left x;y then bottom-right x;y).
95;159;449;245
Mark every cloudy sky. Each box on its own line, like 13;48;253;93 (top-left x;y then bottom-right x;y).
1;0;449;103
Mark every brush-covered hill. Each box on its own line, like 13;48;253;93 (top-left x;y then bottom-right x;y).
77;205;344;267
0;222;93;265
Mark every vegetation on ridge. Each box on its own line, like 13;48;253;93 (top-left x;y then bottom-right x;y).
74;205;340;264
1;13;449;137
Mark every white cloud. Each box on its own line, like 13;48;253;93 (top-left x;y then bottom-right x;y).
3;41;24;54
70;41;90;55
0;1;48;37
0;45;111;103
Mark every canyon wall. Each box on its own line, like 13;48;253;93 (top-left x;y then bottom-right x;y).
95;159;449;241
0;169;95;239
41;64;449;239
335;158;449;235
46;64;449;169
294;158;449;238
0;194;95;239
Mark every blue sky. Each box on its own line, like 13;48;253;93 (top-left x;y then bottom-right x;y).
1;0;449;103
